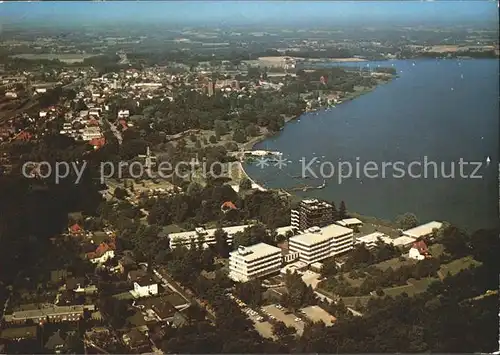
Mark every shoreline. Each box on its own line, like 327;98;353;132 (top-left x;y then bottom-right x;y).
236;74;397;221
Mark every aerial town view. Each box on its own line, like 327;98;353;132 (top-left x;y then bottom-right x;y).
0;1;498;354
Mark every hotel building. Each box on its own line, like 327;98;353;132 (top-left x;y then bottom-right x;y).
228;243;283;282
168;225;251;249
289;224;354;264
291;199;335;231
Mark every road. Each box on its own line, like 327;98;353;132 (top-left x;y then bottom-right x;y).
153;267;216;322
104;117;122;145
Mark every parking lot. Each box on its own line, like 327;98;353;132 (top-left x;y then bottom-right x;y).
300;305;336;326
262;304;304;335
226;292;276;339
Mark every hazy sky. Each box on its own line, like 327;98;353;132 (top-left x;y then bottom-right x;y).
1;1;498;27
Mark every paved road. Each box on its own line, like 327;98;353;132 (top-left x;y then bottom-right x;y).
153;267;216;322
104;117;122;145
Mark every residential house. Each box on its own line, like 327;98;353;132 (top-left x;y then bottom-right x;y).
128;269;147;283
86;242;115;264
132;276;158;298
44;330;66;354
68;223;84;237
50;269;71;284
65;277;85;291
221;201;237;213
122;328;151;353
409;240;430;260
118;254;137;274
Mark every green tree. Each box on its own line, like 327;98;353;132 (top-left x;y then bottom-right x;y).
232;129;247;143
320;257;337;278
338;201;347;220
396;213;419;230
239;177;252;191
209;135;217;144
234;279;264;307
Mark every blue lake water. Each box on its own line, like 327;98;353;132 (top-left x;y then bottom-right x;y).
245;59;499;231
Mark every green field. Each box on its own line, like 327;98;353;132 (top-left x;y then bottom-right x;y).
439;256;481;278
11;53;98;63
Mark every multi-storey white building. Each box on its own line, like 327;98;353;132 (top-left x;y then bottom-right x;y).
229;243;283;282
168;225;251;249
289;224;354;265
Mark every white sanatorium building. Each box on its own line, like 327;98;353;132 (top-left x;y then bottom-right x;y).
289;224;354;265
228;243;283;282
168;225;251;249
402;221;443;239
355;232;393;249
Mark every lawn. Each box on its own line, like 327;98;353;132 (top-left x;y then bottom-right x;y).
341;295;372;307
374;256;416;271
439;256;481;278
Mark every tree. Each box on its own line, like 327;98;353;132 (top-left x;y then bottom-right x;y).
209;135;217;144
114;187;129;200
245;124;259;137
272;321;296;343
440;224;470;258
213;228;230;258
321;257;337;278
239;177;252;191
396;213;419;230
338;201;347;220
232;129;246;143
234;279;264;307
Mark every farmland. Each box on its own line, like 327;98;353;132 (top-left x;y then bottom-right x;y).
11;53;98;63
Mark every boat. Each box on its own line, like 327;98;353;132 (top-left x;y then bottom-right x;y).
486;156;491;164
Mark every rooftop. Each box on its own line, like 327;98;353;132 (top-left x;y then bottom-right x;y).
290;224;353;247
356;232;392;245
169;224;252;243
403;221;443;238
230;242;282;262
301;199;332;210
337;218;363;226
391;235;417;247
0;326;38;340
5;305;84;321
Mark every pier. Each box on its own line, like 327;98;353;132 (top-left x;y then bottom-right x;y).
289;179;326;192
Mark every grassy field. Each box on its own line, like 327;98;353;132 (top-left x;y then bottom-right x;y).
11;53;98;63
438;256;481;279
374;257;417;271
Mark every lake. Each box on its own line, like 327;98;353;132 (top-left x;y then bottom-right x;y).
245;59;499;232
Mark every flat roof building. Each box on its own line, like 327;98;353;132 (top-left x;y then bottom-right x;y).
4;305;84;325
289;224;354;265
403;221;443;239
229;243;283;282
169;224;251;249
336;218;363;228
390;235;417;247
355;232;393;249
291;199;335;231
